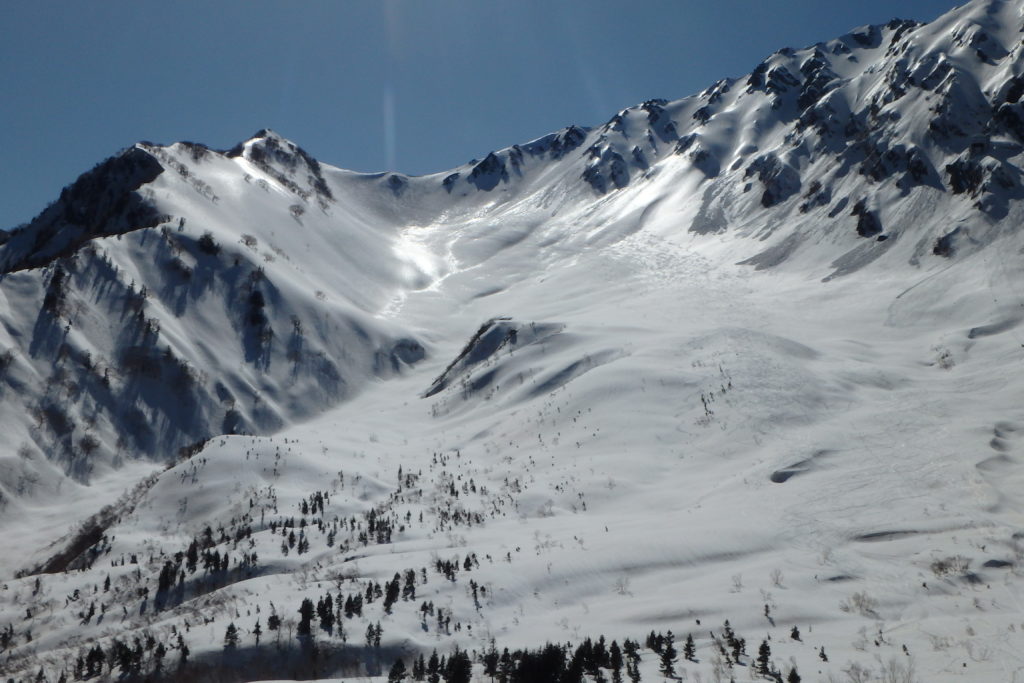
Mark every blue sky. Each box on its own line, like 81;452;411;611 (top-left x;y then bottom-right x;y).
1;0;961;228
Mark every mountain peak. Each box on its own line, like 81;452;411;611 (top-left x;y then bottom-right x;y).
225;129;334;202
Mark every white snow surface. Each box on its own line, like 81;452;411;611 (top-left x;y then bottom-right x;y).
3;0;1024;680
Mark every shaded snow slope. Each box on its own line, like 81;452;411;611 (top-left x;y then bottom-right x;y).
4;0;1024;681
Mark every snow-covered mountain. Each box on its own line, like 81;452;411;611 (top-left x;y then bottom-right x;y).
4;0;1024;680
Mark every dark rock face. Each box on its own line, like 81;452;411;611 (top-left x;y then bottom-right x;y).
799;181;831;214
905;147;933;184
690;147;719;178
700;78;732;104
442;173;460;193
933;227;962;257
745;154;801;208
674;134;698;155
582;148;629;194
747;61;769;92
228;131;333;203
851;198;882;238
798;50;839;110
993;101;1024;141
632;146;648;169
850;24;882;49
765;66;800;97
521;126;588;160
468;152;508;191
946;157;986;195
642;99;678;142
884;18;920;56
551;126;587;159
1000;75;1024;104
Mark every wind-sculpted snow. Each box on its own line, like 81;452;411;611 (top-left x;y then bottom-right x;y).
5;0;1024;680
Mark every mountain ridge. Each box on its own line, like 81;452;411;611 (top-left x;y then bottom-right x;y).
11;0;1024;278
4;0;1022;560
4;1;1024;681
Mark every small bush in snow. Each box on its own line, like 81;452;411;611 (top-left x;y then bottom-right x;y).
198;231;220;255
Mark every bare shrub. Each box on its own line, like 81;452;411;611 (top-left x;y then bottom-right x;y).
841;662;872;683
840;591;880;618
879;656;918;683
198;231;220;255
931;555;971;578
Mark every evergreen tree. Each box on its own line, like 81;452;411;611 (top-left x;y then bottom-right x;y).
298;598;314;636
186;541;198;574
565;642;587;683
446;648;473;683
623;639;642;683
176;634;189;669
609;640;624;683
109;638;131;676
86;646;105;677
594;636;609;670
731;635;746;664
483;641;500;681
578;637;597;678
157;561;176;594
412;653;427;681
790;626;801;641
756;639;771;676
659;631;677;679
384;573;401;613
498;648;514;683
154;642;166;672
427;650;441;683
514;643;567;682
370;622;382;651
403;568;417;601
318;595;335;632
388;657;408;683
223;622;239;651
787;666;801;683
722;621;735;647
683;634;696;662
253;620;262;645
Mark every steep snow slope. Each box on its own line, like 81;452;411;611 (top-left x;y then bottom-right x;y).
0;133;433;553
5;0;1024;681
